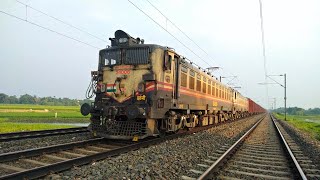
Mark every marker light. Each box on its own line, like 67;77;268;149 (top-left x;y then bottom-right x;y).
138;83;145;93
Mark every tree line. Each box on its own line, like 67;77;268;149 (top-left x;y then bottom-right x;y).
273;107;320;115
0;93;92;106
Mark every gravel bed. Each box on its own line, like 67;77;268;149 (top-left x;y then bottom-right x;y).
218;115;294;179
277;119;320;170
56;115;263;179
0;132;93;154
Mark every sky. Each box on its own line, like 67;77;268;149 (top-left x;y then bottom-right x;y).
0;0;319;109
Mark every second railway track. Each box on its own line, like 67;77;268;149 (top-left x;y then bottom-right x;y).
0;115;264;179
0;138;127;179
0;127;88;142
183;114;320;179
0;117;247;179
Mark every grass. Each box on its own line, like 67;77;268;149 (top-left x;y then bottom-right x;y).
0;104;89;123
0;122;76;133
0;104;90;132
0;104;80;111
0;112;84;118
274;113;320;141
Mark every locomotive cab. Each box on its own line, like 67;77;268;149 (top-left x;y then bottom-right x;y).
84;30;171;139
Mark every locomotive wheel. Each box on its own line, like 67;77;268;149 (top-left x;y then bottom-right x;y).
90;131;97;138
159;129;166;138
181;119;187;130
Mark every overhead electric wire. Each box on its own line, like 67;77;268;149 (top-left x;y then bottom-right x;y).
258;0;269;107
258;0;267;77
127;0;212;69
143;0;244;87
0;10;101;49
146;0;217;66
16;0;107;43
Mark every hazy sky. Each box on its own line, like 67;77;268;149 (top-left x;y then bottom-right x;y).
1;0;319;109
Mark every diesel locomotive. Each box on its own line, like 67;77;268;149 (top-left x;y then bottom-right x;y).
81;30;264;140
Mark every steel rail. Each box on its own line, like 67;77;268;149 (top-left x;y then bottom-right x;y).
0;131;198;179
271;114;307;180
0;138;104;163
197;114;266;179
0;127;88;142
0;115;260;179
0;114;251;143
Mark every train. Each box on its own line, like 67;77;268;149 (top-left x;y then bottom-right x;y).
80;30;265;140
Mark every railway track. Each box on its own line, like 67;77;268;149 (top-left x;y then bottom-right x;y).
0;138;126;179
0;126;208;179
0;114;264;179
0;115;262;179
182;114;320;179
272;115;320;179
0;127;88;142
0;130;206;179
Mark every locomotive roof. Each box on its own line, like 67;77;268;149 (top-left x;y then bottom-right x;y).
100;43;240;93
100;43;168;52
105;30;245;100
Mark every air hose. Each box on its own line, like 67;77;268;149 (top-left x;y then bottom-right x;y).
86;76;97;99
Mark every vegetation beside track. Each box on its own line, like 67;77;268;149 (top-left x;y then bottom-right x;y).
0;104;89;132
0;104;89;122
0;121;75;133
274;113;320;140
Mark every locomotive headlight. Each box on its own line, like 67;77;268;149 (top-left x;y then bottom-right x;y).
138;83;145;93
119;38;128;43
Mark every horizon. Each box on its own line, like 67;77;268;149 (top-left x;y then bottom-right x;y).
1;0;319;109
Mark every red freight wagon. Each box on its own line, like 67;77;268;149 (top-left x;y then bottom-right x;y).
248;98;265;114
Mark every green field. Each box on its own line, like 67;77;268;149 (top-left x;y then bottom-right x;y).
0;122;75;133
0;104;90;132
0;104;81;111
274;113;320;141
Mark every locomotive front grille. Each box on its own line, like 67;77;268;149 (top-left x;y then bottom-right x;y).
109;121;146;136
93;121;147;138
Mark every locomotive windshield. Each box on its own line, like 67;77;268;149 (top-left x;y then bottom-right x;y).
100;49;121;66
100;47;149;67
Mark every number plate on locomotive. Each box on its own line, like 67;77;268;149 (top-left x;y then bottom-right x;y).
137;95;146;101
132;135;139;141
